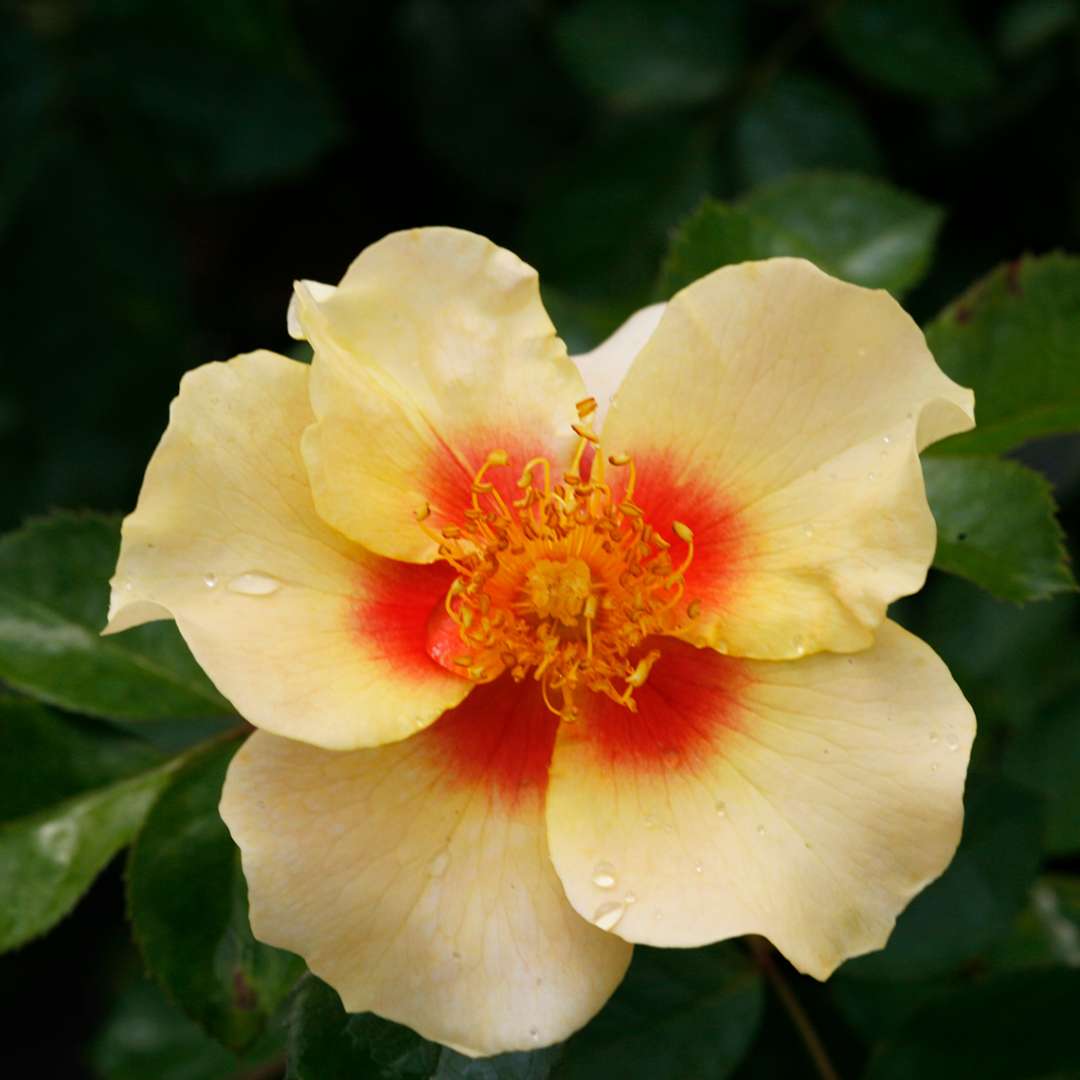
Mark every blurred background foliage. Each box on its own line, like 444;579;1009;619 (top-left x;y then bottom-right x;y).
2;0;1080;1077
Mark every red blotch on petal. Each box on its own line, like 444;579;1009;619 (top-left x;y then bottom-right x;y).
352;557;458;680
578;638;748;775
629;451;749;618
427;676;559;807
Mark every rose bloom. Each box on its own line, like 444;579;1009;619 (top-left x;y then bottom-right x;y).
106;228;976;1056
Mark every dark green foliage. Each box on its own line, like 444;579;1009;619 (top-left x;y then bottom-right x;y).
4;0;1080;1075
0;513;232;723
127;741;304;1051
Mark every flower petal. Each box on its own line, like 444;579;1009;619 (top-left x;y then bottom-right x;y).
293;228;588;561
572;303;665;429
105;351;468;749
220;677;632;1056
545;622;974;979
600;258;975;659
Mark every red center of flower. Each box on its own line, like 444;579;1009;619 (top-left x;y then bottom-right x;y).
419;398;699;720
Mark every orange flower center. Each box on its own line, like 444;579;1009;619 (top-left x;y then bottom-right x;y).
419;398;698;720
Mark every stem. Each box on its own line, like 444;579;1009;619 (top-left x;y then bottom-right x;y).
747;937;841;1080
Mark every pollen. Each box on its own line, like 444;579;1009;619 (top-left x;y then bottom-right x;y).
418;423;699;720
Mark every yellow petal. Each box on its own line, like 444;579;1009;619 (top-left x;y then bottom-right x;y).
293;228;588;562
105;351;468;749
545;622;974;979
220;678;632;1056
571;303;665;429
600;258;975;659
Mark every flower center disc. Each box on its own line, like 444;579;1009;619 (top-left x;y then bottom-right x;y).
419;399;698;720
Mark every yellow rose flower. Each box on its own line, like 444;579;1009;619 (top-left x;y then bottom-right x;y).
105;227;976;1057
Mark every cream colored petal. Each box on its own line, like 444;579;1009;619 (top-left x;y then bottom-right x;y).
221;682;632;1056
545;622;974;979
572;303;665;430
105;351;468;749
601;258;975;659
293;228;588;561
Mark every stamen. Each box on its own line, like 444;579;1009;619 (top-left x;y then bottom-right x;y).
421;427;697;721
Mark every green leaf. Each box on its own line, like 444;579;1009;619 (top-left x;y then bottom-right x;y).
0;697;162;821
0;754;177;952
1003;696;1080;855
827;0;997;101
923;456;1074;602
88;971;285;1080
658;202;796;297
988;876;1080;970
733;73;881;189
864;970;1080;1079
554;945;762;1079
740;172;944;295
996;0;1077;59
287;976;561;1079
0;513;232;723
659;175;943;299
554;0;744;111
925;255;1080;455
128;740;304;1051
841;775;1044;982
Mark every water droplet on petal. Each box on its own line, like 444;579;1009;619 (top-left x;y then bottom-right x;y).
203;573;218;589
756;824;766;837
452;950;462;961
857;346;868;358
654;910;664;921
792;636;806;657
715;800;727;817
802;525;814;539
624;891;637;904
945;732;959;751
882;434;892;444
643;813;659;830
529;1027;540;1043
592;861;617;889
121;579;134;592
867;472;877;482
228;572;281;596
929;731;940;744
931;763;940;773
428;851;450;877
592;900;625;931
694;861;704;874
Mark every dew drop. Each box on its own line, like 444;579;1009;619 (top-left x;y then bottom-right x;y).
428;851;450;877
756;824;767;837
227;572;281;596
857;346;868;358
203;572;218;589
643;813;659;830
792;636;806;657
592;900;625;931
867;472;877;482
624;891;637;904
945;732;960;751
592;861;617;889
715;800;727;817
529;1027;540;1043
452;950;462;961
802;525;815;539
694;861;704;874
929;731;940;744
121;579;134;592
654;910;664;921
882;434;892;444
663;823;675;834
930;763;939;773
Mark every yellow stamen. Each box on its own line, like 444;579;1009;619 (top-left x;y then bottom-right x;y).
420;426;697;721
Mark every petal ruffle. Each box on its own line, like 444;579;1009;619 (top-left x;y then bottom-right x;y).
600;258;975;659
105;351;469;749
545;622;974;979
293;228;588;562
220;678;632;1056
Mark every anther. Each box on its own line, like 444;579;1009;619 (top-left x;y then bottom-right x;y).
672;521;694;543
